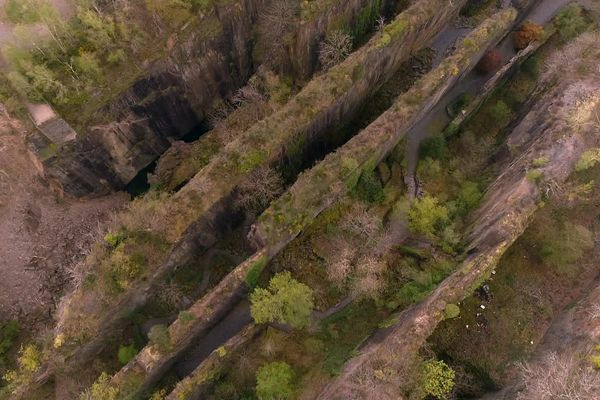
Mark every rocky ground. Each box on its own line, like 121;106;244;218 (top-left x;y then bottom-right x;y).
0;108;126;330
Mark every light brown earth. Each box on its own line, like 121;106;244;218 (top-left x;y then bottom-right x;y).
0;107;126;329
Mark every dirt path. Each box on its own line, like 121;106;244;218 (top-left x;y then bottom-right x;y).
0;108;126;328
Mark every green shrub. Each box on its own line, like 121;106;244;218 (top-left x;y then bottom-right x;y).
488;100;511;124
104;231;126;247
4;0;51;23
419;135;447;160
443;304;460;319
109;248;147;290
0;320;20;367
149;389;167;400
353;170;384;204
447;93;473;118
178;311;195;324
117;344;138;365
521;55;540;77
591;354;600;369
417;158;443;185
3;344;41;389
456;181;482;216
531;156;549;168
526;169;543;183
245;256;268;289
148;325;172;354
107;49;126;65
250;271;314;329
420;359;455;399
256;362;295;400
576;148;600;171
408;195;449;239
80;372;119;400
553;4;587;43
537;223;593;276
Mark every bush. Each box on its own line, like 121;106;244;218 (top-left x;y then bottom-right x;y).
419;135;447;160
117;344;137;365
4;0;50;23
408;195;449;239
148;325;172;354
0;320;20;367
353;170;384;204
514;21;544;50
488;100;511;124
108;246;147;290
526;169;543;183
532;156;549;168
420;359;455;399
554;4;587;43
318;31;353;70
80;372;119;400
256;362;295;400
521;55;540;78
443;304;460;319
576;149;600;171
476;49;502;73
178;311;195;324
250;271;314;329
3;344;41;389
104;231;126;247
456;181;482;216
537;223;593;276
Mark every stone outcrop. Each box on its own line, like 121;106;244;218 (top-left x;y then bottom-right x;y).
103;9;517;397
32;0;396;197
316;35;600;399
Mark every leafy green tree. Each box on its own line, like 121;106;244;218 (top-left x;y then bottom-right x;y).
256;361;295;400
80;372;119;400
537;222;593;276
488;100;511;124
553;4;587;43
73;52;103;82
117;343;138;365
419;135;447;160
408;195;449;239
456;181;482;216
148;324;172;354
4;0;53;24
250;271;314;329
420;359;455;399
353;170;384;204
77;8;117;51
2;344;41;390
0;320;20;370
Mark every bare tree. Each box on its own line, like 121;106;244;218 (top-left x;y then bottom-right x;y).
257;0;299;70
376;16;386;32
327;243;354;288
340;204;381;237
353;256;386;299
517;352;600;400
235;167;285;217
318;31;353;71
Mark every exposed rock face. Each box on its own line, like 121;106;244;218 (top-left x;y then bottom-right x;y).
316;36;600;399
0;107;126;328
35;0;264;197
103;8;516;398
41;1;476;395
33;0;395;197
